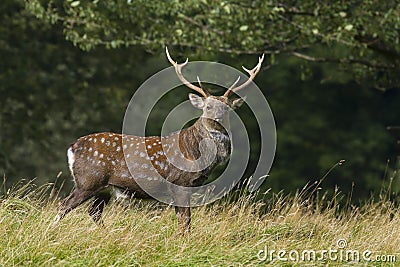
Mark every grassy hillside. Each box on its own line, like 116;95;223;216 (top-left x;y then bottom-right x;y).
0;181;399;266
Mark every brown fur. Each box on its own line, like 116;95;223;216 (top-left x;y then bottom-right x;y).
55;49;263;234
56;100;232;234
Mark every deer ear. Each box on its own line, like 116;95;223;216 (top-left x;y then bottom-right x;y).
231;97;245;110
189;93;205;109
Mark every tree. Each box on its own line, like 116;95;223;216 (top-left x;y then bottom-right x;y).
0;0;151;188
1;0;399;200
25;0;400;89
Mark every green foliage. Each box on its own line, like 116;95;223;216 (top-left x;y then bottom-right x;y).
0;0;150;187
266;60;398;196
0;0;399;200
25;0;400;89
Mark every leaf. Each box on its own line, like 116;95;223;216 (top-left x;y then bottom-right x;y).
70;1;80;7
175;29;183;36
111;40;118;48
344;24;353;31
239;25;248;31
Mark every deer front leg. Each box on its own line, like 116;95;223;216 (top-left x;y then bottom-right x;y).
173;188;191;235
175;206;191;235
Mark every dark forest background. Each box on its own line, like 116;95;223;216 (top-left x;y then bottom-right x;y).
1;0;400;201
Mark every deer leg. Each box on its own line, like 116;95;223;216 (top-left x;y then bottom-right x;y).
54;188;97;224
175;206;191;235
88;191;112;225
173;189;191;235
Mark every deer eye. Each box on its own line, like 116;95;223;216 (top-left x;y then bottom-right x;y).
206;106;212;110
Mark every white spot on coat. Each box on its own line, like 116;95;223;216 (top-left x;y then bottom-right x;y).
132;162;139;168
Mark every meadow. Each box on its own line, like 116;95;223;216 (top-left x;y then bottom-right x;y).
0;179;399;266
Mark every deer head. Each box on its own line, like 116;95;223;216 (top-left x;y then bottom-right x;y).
166;47;264;130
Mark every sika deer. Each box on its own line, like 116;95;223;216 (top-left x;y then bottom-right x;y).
54;48;264;234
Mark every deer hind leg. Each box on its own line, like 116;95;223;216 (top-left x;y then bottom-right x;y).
54;187;97;224
88;190;112;225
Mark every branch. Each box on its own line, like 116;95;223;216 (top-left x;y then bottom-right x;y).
355;35;400;64
276;3;315;16
291;51;397;70
179;14;224;36
276;14;355;47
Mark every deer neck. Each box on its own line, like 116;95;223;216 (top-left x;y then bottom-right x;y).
176;117;230;167
177;117;230;154
192;117;229;141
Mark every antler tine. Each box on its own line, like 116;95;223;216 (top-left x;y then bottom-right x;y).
165;47;209;98
223;54;265;97
196;76;204;89
223;76;241;97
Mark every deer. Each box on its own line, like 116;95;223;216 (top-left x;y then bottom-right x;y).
54;47;264;234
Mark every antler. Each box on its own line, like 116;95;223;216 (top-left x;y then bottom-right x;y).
166;47;209;98
223;54;265;97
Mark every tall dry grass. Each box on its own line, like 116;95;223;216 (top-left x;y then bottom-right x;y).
0;178;399;266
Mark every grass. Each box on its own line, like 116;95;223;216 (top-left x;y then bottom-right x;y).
0;180;399;266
